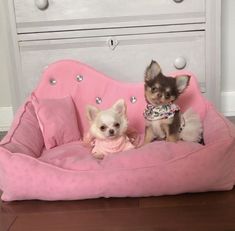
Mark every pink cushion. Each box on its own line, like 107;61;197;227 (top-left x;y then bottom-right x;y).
32;95;81;149
0;100;44;158
0;60;235;201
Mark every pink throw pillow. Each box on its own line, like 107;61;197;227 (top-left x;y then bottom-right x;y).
32;95;81;149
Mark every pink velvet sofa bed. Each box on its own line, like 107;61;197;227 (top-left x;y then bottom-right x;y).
1;60;235;201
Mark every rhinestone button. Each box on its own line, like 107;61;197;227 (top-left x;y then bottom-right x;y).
130;96;137;104
96;97;102;104
76;75;83;82
49;78;57;85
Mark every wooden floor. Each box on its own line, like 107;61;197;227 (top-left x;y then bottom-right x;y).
1;117;235;231
1;190;235;231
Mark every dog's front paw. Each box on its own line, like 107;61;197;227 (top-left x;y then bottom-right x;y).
166;134;178;142
93;152;105;159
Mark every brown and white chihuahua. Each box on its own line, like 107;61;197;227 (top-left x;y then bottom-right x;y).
143;60;202;144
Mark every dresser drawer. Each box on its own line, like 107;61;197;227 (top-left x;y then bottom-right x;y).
18;30;205;102
14;0;205;33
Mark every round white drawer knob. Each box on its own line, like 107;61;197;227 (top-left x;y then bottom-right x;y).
174;57;187;70
173;0;184;3
35;0;49;10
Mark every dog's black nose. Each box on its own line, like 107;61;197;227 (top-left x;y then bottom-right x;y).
109;129;114;135
157;92;162;98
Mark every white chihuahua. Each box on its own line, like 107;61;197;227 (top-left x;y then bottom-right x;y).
85;99;135;159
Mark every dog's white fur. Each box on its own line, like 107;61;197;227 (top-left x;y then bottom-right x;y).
180;109;203;142
86;99;128;140
86;99;131;159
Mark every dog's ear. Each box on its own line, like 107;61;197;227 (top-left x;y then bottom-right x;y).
86;105;100;122
176;75;190;93
112;99;126;115
145;60;161;82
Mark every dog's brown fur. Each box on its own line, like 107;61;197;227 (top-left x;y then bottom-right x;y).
144;60;190;144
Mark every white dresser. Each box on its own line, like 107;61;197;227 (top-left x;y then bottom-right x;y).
6;0;221;111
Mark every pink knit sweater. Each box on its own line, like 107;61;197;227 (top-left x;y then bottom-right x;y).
92;135;135;156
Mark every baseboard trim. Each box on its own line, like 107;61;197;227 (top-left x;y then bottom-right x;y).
0;107;13;131
221;91;235;116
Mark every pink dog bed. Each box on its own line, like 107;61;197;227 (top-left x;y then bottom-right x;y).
1;60;235;201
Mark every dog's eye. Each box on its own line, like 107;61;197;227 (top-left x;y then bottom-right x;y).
114;123;120;128
151;86;158;93
100;125;107;131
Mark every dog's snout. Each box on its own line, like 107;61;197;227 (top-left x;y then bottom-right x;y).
157;92;162;98
109;129;115;135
